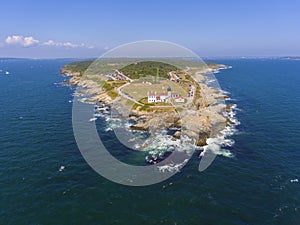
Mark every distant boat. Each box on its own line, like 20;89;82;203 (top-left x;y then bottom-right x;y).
5;71;10;75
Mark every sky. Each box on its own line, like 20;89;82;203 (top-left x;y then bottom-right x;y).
1;0;300;58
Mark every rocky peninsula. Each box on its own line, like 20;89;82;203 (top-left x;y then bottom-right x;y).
61;59;232;147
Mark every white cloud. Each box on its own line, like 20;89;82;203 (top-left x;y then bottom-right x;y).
43;40;57;46
23;36;39;47
62;42;78;48
5;35;39;47
43;40;94;49
4;35;95;49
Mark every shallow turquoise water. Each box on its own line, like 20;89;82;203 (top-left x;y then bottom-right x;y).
0;58;299;224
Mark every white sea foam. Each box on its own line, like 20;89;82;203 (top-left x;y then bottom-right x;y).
206;79;217;84
142;131;195;168
143;132;194;153
104;117;126;132
157;159;189;172
200;101;239;159
220;126;237;137
200;137;234;158
79;97;87;102
89;118;97;122
221;90;230;95
105;127;113;132
223;104;241;126
58;166;65;172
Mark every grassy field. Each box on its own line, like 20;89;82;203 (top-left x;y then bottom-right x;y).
121;80;187;101
119;61;178;79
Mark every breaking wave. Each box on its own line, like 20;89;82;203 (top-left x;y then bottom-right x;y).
199;103;239;158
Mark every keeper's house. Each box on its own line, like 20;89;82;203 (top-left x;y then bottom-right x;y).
147;92;168;103
147;86;185;103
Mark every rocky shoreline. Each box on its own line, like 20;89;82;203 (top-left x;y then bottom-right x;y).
61;64;232;147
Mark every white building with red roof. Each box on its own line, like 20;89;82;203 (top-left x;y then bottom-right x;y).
174;96;185;103
147;86;185;103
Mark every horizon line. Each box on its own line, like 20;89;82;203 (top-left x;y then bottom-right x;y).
1;56;300;60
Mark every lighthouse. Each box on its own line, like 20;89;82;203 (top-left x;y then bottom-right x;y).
167;86;172;102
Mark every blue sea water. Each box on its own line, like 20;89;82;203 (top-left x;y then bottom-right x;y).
0;58;299;224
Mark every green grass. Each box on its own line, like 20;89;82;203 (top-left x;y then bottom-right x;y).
119;61;179;79
63;60;93;75
107;91;118;99
103;82;114;91
121;80;187;101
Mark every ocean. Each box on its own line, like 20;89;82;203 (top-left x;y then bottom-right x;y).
1;58;299;225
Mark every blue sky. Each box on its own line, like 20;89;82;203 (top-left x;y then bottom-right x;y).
1;0;299;58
